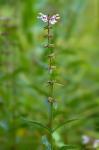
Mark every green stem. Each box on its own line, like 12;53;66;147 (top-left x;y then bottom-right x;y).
50;82;54;150
50;102;53;150
47;14;54;150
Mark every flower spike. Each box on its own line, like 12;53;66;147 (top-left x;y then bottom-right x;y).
37;13;60;25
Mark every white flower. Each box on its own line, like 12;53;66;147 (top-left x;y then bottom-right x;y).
37;13;60;25
49;14;60;24
93;139;99;148
37;13;48;22
82;135;90;144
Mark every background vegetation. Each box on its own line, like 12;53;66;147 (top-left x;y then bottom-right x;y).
0;0;99;149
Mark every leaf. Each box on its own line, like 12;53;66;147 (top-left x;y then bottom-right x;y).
59;145;79;150
52;118;78;133
41;135;51;150
22;118;50;133
53;101;58;110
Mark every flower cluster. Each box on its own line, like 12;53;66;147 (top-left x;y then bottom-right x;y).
37;13;60;25
93;139;99;148
82;135;99;148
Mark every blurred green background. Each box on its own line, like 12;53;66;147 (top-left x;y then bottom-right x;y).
0;0;99;149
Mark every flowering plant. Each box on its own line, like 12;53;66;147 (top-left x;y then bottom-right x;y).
37;12;60;24
38;12;60;150
36;12;78;150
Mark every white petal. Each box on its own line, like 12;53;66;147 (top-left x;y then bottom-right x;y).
51;15;56;19
50;20;57;24
56;16;60;19
37;16;41;19
39;12;44;16
42;15;48;22
56;14;59;16
82;135;90;144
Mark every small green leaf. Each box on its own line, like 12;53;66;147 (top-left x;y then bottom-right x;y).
59;145;79;150
53;118;78;133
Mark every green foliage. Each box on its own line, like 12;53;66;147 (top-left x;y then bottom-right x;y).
0;0;99;149
59;145;79;150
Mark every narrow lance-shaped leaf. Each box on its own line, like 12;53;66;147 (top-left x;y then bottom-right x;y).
22;118;50;133
52;118;78;133
59;144;79;150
